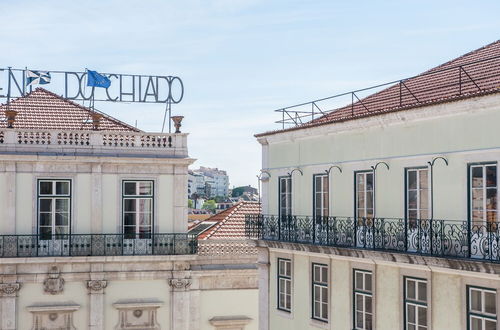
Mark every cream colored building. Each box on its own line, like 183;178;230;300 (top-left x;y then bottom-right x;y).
0;88;258;330
250;41;500;330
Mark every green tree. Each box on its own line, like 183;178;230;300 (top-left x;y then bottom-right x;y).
188;199;194;208
202;200;217;212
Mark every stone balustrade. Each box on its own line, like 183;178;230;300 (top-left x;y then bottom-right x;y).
0;129;188;158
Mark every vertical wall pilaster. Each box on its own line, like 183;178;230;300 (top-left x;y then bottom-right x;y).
0;282;21;330
173;165;188;232
5;162;16;234
91;164;103;233
87;263;107;330
257;246;270;330
168;269;192;330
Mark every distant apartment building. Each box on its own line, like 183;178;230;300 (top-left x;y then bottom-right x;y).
189;167;230;198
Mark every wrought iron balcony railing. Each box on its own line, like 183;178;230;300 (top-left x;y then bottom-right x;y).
0;233;198;258
245;215;500;262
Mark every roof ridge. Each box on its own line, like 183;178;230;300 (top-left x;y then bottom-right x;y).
204;202;244;239
33;88;141;132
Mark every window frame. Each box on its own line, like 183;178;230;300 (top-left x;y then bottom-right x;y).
354;170;375;222
467;285;497;330
467;162;498;232
122;180;155;238
353;269;373;330
279;176;292;218
37;179;72;239
311;263;329;322
403;276;428;330
313;173;330;220
277;258;292;312
405;167;431;228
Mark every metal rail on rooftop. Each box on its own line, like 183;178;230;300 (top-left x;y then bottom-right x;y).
275;55;500;129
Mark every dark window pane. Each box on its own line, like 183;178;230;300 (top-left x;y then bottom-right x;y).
39;181;52;195
55;213;68;226
484;291;496;314
138;182;153;195
472;166;483;188
408;191;418;209
486;166;497;188
355;272;364;290
55;181;69;195
470;289;482;312
418;282;427;302
39;213;52;226
124;199;136;212
366;173;374;190
124;213;136;226
408;170;417;190
407;280;416;300
419;170;428;189
124;182;136;195
55;199;69;213
365;274;372;292
39;199;52;212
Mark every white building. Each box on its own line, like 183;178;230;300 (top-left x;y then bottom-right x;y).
249;41;500;330
191;167;230;198
0;88;258;330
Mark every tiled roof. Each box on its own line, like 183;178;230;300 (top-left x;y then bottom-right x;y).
256;40;500;137
0;88;140;131
195;202;261;240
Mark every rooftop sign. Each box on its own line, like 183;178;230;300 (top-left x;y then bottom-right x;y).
0;68;184;104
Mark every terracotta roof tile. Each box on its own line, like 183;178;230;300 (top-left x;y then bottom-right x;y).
0;88;140;132
256;40;500;137
194;202;261;240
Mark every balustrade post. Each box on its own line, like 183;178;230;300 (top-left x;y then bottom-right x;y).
4;130;16;144
89;132;102;146
430;219;433;256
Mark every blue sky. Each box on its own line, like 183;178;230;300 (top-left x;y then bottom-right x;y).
0;0;499;187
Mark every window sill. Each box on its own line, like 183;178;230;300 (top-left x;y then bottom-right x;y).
310;318;329;329
275;309;293;319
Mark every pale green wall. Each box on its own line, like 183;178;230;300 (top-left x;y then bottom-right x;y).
75;174;91;233
17;282;89;330
199;289;259;330
16;173;33;233
104;280;171;330
268;250;500;330
158;175;174;232
102;174;118;233
6;171;182;235
263;99;500;220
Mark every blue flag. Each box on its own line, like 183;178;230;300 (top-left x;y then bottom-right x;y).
87;70;111;88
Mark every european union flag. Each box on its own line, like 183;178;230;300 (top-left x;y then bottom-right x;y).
87;70;111;88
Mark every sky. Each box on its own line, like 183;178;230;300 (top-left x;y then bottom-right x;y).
0;0;499;187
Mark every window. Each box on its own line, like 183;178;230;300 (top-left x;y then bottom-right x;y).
354;270;373;330
470;164;497;231
277;258;292;312
314;174;329;219
404;277;428;330
356;172;374;221
38;180;71;239
279;176;292;217
406;168;430;226
123;181;154;238
312;263;328;322
468;286;497;330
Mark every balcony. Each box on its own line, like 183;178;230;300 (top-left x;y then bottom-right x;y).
0;129;188;158
245;215;500;263
0;233;198;258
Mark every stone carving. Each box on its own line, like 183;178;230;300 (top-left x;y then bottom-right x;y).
168;278;191;290
27;303;80;330
0;283;21;296
43;266;65;295
87;280;107;293
113;299;163;330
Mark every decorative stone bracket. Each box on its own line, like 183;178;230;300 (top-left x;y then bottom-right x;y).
168;278;191;291
0;283;21;297
87;280;108;294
